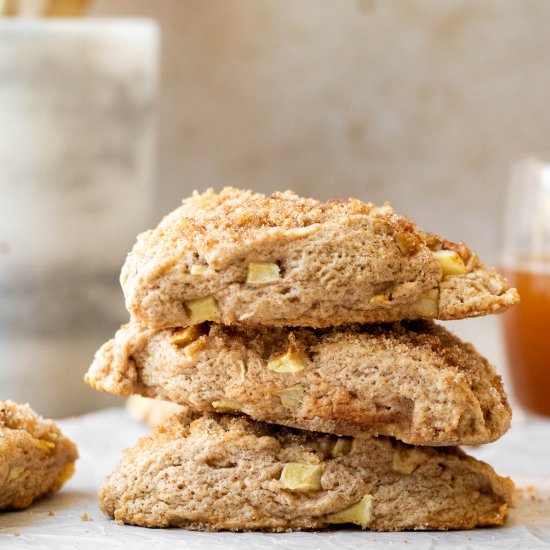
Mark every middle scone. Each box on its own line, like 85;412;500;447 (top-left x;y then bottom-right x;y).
86;320;510;447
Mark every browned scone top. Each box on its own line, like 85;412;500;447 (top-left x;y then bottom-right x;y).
0;401;78;511
85;320;511;447
120;188;518;329
99;411;514;532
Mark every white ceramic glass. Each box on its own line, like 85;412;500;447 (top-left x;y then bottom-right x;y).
0;19;158;416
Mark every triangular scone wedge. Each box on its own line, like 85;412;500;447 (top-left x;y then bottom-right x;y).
100;411;514;531
121;188;518;328
0;401;78;511
85;320;511;446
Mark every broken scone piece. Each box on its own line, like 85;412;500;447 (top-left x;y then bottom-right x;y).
99;412;514;532
0;401;78;511
86;320;511;446
121;188;518;329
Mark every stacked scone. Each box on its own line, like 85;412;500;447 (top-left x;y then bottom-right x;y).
86;188;518;531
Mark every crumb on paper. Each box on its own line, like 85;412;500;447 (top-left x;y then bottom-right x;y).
48;510;55;516
517;485;544;503
14;531;20;537
526;486;543;503
81;513;92;522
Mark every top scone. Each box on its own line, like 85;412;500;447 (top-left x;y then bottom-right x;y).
122;188;519;329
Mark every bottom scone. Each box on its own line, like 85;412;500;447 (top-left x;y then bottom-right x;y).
0;401;78;511
100;411;514;531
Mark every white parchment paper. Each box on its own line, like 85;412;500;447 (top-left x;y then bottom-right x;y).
0;408;549;550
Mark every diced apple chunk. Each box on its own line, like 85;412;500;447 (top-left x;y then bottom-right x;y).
331;438;352;458
370;294;391;307
186;296;220;324
280;463;323;492
246;262;281;284
432;250;467;276
276;386;304;410
267;344;307;373
211;399;242;414
326;495;373;528
8;467;24;481
190;264;215;276
392;450;416;475
35;439;55;451
409;288;439;318
170;325;204;347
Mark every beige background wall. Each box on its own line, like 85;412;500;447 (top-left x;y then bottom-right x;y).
92;0;550;267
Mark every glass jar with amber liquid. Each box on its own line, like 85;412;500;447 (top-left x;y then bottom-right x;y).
501;160;550;416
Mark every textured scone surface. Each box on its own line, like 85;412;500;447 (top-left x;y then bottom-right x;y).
121;188;518;328
0;401;78;511
99;412;514;531
86;320;511;446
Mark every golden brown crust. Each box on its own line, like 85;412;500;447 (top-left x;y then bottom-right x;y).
85;320;511;446
99;412;514;531
121;188;518;328
0;401;78;511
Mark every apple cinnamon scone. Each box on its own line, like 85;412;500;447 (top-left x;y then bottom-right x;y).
121;188;518;329
85;320;511;446
0;401;78;511
99;411;514;532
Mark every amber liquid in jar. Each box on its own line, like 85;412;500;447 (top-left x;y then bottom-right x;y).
502;263;550;416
